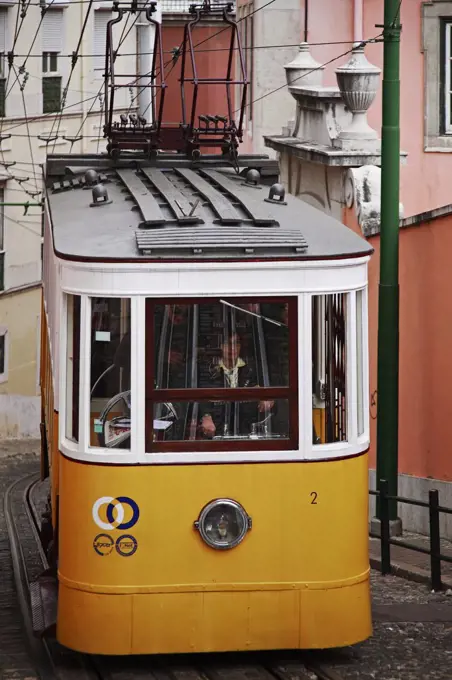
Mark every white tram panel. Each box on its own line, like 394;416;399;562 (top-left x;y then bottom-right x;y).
45;158;373;466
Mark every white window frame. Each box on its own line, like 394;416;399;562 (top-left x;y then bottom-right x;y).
0;325;8;383
59;288;369;466
93;9;113;74
422;1;452;150
445;22;452;134
0;185;4;251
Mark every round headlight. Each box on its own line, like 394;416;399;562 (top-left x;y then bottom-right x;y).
194;499;251;550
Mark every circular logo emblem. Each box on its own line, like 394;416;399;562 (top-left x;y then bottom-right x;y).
93;533;115;556
115;534;138;557
92;496;140;531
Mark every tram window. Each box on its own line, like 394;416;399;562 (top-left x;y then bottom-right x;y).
90;298;131;450
146;297;297;452
65;294;80;442
356;290;365;437
153;300;289;390
152;400;290;442
312;293;347;445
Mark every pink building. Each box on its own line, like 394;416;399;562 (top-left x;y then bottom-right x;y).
241;0;452;536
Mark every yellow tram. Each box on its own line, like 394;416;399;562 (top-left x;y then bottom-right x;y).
33;0;373;656
35;150;373;655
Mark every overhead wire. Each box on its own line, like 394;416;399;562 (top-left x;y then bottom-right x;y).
6;39;375;60
128;0;277;122
232;0;403;117
0;0;37;188
0;2;401;152
6;0;59;102
77;0;152;150
12;64;40;192
49;0;95;151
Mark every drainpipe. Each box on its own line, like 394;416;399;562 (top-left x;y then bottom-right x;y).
376;0;402;525
353;0;363;43
304;0;308;42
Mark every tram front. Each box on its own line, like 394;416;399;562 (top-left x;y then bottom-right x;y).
40;157;373;655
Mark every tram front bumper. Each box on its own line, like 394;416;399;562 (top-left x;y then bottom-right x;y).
57;570;372;654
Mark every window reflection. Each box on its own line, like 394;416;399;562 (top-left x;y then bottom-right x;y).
152;400;289;442
90;298;131;449
154;300;289;390
312;294;347;444
356;290;364;437
65;294;80;442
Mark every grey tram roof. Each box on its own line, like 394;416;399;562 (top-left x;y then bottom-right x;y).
45;154;373;262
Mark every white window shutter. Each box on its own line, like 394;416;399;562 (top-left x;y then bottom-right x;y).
0;10;6;54
94;11;112;72
42;9;63;52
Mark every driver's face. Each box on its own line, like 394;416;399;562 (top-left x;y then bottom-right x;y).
221;335;241;362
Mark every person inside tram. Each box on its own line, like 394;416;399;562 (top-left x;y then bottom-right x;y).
198;331;274;439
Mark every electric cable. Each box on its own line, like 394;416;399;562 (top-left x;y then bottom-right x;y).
12;64;40;192
75;0;152;150
49;0;95;151
232;0;403;117
6;0;59;102
0;2;402;146
4;213;43;239
6;39;377;60
128;0;276;122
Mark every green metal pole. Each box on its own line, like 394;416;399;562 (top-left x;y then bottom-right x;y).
376;0;402;521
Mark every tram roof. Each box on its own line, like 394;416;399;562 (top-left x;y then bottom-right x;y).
45;154;373;262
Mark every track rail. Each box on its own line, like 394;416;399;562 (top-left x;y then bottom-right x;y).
6;473;350;680
5;474;57;680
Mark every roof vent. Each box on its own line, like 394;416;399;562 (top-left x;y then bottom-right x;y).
90;183;112;207
242;168;261;189
85;169;99;187
265;183;287;205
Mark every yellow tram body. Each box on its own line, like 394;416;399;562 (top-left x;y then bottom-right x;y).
37;151;373;655
55;456;371;654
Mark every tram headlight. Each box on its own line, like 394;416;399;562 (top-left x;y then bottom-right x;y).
194;499;251;550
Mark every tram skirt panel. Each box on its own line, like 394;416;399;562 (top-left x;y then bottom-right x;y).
56;454;372;654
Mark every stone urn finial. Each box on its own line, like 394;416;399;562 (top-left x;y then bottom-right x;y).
334;43;381;148
284;42;325;90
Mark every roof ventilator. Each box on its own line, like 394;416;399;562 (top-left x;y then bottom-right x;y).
242;169;261;189
264;183;287;206
90;184;112;207
84;169;100;189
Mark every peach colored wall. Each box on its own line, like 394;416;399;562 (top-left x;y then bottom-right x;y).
159;24;233;129
343;206;452;482
286;0;452;218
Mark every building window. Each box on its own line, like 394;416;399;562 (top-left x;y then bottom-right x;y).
443;21;452;134
422;2;452;150
0;186;4;291
0;327;8;383
93;10;112;74
312;294;348;445
42;10;63;114
145;297;297;452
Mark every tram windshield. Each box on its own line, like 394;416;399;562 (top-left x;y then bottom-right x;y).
146;298;297;451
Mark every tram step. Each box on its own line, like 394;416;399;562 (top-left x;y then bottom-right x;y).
30;571;58;635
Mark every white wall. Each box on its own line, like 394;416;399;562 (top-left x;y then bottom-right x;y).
0;0;139;437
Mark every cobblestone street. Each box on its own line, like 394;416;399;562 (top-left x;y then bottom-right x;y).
0;446;451;679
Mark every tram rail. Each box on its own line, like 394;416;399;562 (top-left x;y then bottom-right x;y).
5;472;352;680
